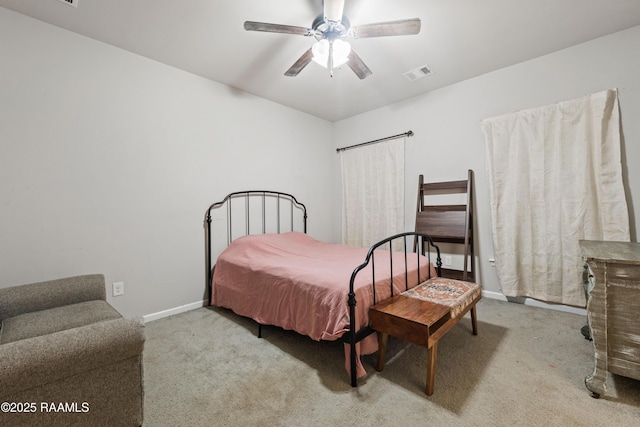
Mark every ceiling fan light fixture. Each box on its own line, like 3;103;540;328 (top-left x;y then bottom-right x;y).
311;39;329;66
312;39;351;68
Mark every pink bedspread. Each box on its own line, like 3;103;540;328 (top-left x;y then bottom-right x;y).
211;232;435;377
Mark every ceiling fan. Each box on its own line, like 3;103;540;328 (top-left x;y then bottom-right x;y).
244;0;421;79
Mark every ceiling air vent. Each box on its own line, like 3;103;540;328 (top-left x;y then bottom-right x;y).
404;64;433;81
57;0;78;7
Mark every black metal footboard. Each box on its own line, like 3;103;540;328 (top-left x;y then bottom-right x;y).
204;191;307;301
346;232;442;387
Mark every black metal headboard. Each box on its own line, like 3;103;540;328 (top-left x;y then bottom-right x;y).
204;191;307;299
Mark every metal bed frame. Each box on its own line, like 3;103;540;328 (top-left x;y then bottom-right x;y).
204;190;441;388
205;190;308;299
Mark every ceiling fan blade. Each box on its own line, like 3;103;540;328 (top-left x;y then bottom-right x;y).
350;18;421;38
323;0;345;23
346;50;372;80
244;21;314;36
285;48;314;77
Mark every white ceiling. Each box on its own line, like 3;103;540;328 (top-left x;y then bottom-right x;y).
3;0;640;122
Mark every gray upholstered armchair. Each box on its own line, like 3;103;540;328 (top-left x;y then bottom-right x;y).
0;274;144;426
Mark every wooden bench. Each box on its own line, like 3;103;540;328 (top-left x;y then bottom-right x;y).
369;277;481;395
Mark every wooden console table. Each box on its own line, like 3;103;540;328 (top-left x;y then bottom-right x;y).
580;240;640;398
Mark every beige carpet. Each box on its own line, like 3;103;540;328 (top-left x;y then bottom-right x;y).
143;298;640;426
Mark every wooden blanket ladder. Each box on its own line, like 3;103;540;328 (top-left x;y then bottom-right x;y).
414;169;475;282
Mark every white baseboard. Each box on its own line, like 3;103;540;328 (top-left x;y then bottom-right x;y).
143;300;207;323
482;290;509;302
482;290;586;316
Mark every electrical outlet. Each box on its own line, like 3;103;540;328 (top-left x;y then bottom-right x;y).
444;256;452;266
112;281;124;297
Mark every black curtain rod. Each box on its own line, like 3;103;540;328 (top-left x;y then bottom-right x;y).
336;130;414;153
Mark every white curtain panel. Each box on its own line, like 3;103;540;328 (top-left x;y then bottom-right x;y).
340;138;405;248
482;89;630;306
